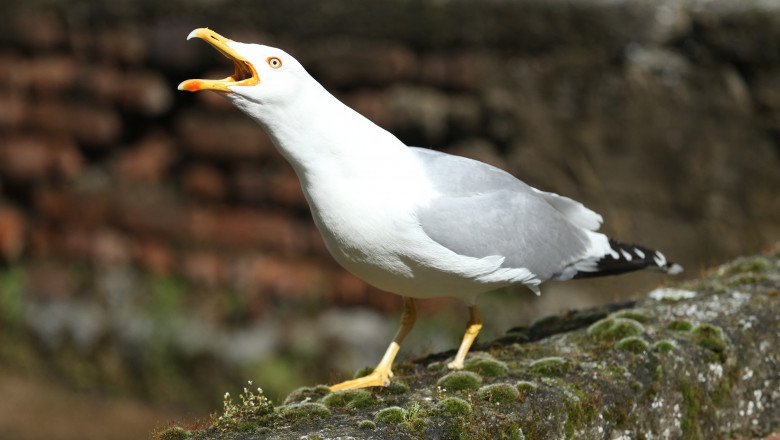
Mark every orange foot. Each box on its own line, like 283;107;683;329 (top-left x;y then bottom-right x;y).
329;367;393;392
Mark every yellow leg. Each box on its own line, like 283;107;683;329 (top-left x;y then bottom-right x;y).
447;305;482;370
330;297;417;391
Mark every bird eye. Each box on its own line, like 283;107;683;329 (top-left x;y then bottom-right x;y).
267;57;282;69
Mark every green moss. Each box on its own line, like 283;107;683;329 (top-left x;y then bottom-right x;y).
587;318;644;342
516;381;537;395
427;361;444;371
509;427;526;440
691;324;727;353
320;389;376;409
479;383;520;403
353;366;375;379
668;320;693;332
410;418;427;431
437;396;472;416
717;256;771;277
284;385;331;405
611;309;652;323
358;420;376;430
679;381;703;440
464;356;509;377
615;336;650;353
157;427;188;440
280;402;331;420
374;406;406;424
437;370;483;390
529;357;569;377
653;340;676;354
382;378;409;394
530;313;561;331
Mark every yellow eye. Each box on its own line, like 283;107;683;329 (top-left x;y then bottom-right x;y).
267;57;282;69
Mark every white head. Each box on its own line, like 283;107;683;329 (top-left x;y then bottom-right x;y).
178;28;314;111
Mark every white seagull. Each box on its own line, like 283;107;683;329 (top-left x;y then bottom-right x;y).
179;28;682;391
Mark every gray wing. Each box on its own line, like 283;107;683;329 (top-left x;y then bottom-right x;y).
411;147;597;281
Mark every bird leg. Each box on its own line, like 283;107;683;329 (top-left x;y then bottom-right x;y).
329;297;417;391
447;305;483;370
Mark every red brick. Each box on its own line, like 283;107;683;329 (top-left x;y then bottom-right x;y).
134;239;176;276
345;89;397;131
183;250;226;288
0;206;26;262
118;131;175;183
31;100;122;145
92;229;132;267
0;52;31;90
96;26;148;66
186;208;306;253
0;135;51;182
90;64;124;102
181;163;227;201
15;9;66;50
0;91;30;128
29;54;77;95
175;110;275;159
119;70;173;116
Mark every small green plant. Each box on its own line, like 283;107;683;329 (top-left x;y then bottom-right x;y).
529;357;569;377
321;389;376;409
214;381;274;431
358;420;376;429
615;336;650;354
156;426;188;440
668;319;693;332
437;370;483;390
464;356;509;377
588;318;644;342
437;397;472;416
479;383;520;403
653;340;676;354
375;406;406;424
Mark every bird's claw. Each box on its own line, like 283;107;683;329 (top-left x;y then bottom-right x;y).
329;369;392;392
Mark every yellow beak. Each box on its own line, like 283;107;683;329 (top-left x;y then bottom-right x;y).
177;28;259;93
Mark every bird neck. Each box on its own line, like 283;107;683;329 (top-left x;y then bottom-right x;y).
239;83;407;182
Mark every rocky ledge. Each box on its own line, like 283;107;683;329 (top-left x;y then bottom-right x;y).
155;250;779;440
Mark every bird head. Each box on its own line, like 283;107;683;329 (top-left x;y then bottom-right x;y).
178;28;308;107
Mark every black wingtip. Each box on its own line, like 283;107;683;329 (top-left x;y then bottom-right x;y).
573;239;682;279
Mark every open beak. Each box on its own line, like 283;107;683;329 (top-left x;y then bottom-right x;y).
178;28;259;93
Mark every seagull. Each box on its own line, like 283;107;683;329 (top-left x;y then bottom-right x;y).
179;28;682;391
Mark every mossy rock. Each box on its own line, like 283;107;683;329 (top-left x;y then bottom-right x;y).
157;427;188;440
374;406;406;424
611;309;652;323
320;389;377;409
436;396;472;416
529;357;569;377
283;385;331;405
587;317;644;342
279;402;331;420
653;340;676;354
615;336;650;354
358;420;376;430
478;382;520;403
692;324;727;353
464;356;509;377
437;370;483;390
516;380;537;395
530;313;562;332
667;320;693;332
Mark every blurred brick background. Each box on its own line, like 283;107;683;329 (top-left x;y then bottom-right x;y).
0;1;779;437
